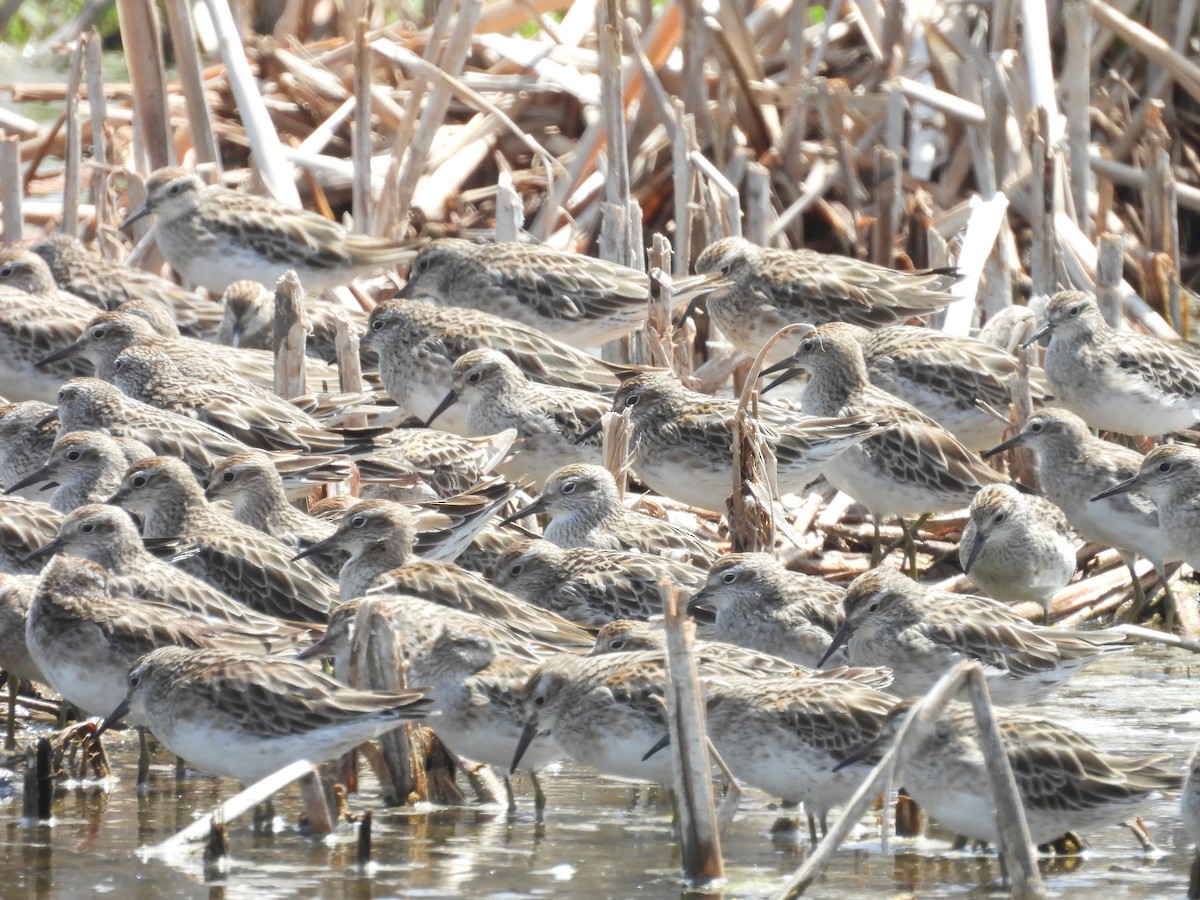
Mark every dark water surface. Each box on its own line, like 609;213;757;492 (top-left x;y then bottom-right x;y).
0;644;1197;899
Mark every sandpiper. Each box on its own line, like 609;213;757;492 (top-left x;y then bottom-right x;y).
705;673;895;838
295;493;515;600
109;456;336;623
844;323;1048;450
100;645;431;784
984;408;1177;614
823;567;1126;704
30;233;223;340
3;430;154;513
0;401;58;499
587;619;894;688
1093;443;1200;629
407;626;561;807
218;279;367;365
1026;289;1200;437
842;699;1183;847
26;555;300;720
121;166;415;294
686;553;845;668
0;573;43;687
425;348;608;484
691;236;957;360
25;503;302;633
110;344;384;455
356;427;517;502
492;538;708;627
0;283;95;403
604;371;891;514
41;308;342;396
512;651;676;785
959;483;1076;622
763;324;1007;563
400;238;663;348
364;299;618;434
499;463;718;565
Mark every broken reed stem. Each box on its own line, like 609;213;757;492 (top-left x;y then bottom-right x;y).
149;760;319;853
347;600;427;805
660;582;723;882
199;0;299;205
771;662;1043;900
61;39;85;236
601;408;634;500
352;18;373;234
163;0;221;172
273;271;308;400
115;0;173;171
0;133;22;244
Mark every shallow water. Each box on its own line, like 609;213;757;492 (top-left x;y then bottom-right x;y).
1;644;1196;899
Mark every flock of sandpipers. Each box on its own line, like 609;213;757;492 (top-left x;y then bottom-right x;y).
2;164;1200;882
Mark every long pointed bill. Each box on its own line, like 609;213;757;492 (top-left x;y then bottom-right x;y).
761;367;803;395
295;634;335;661
498;496;546;527
4;465;54;495
424;390;459;429
962;531;986;575
641;733;671;761
758;357;797;379
95;696;131;737
119;201;152;230
832;734;885;772
510;722;538;774
817;621;854;668
981;433;1026;459
574;420;603;445
1092;475;1143;502
1020;320;1054;348
35;342;85;368
292;533;340;562
20;535;62;565
36;411;59;428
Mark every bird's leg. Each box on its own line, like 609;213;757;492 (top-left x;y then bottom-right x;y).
899;514;931;578
1122;554;1148;622
502;775;517;815
1189;850;1200;900
806;810;818;844
1125;816;1159;853
530;772;546;817
137;726;150;786
871;516;883;567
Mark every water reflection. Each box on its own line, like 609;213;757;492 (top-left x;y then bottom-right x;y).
0;644;1195;897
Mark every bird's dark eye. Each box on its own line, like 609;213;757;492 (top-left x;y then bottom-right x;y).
722;572;736;584
719;263;731;275
533;695;546;707
0;266;11;278
1159;462;1172;473
1029;422;1043;433
93;328;105;339
351;515;366;528
416;256;432;273
993;512;1006;524
624;394;640;407
467;371;482;384
168;182;182;196
132;475;147;488
66;450;80;461
801;339;817;352
222;471;235;482
81;523;95;533
371;319;384;331
868;602;880;612
129;673;141;687
114;359;126;371
561;481;576;494
1068;305;1081;317
610;639;625;650
509;563;523;576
